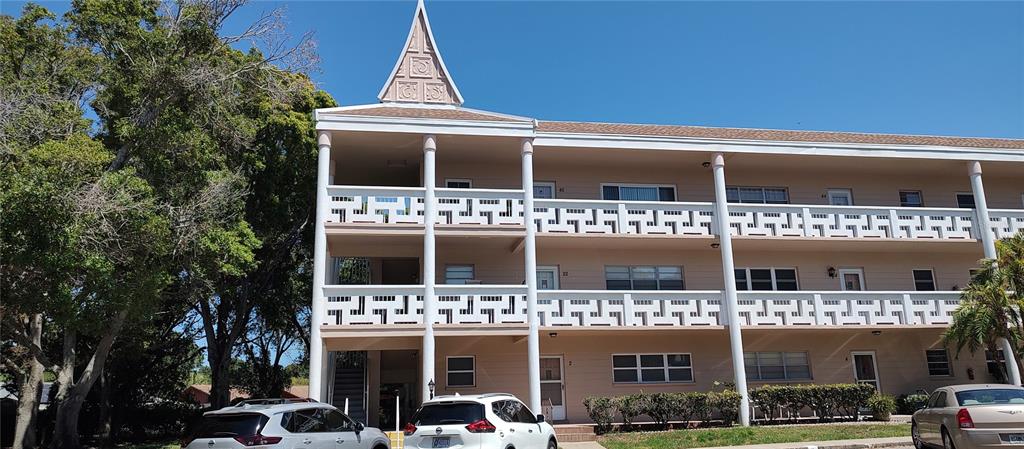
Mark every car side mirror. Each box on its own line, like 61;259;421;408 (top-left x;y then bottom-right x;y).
536;414;545;423
355;422;364;433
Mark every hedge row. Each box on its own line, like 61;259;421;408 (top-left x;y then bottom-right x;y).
583;383;879;433
748;383;877;423
583;390;742;433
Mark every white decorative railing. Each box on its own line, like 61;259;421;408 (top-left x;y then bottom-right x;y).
533;199;715;236
435;188;524;226
729;205;977;239
325;186;1023;241
327;186;424;225
990;209;1024;239
321;286;962;327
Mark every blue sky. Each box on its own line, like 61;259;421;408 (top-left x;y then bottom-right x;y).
5;1;1022;138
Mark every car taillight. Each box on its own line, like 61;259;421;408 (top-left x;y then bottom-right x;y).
233;434;282;446
957;408;975;429
465;419;497;433
403;423;417;436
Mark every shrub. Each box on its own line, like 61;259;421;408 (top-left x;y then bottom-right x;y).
711;390;742;426
749;385;788;423
896;393;929;415
868;394;896;421
613;394;647;430
583;396;615;434
643;392;676;429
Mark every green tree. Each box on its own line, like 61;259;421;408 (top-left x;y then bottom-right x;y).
2;1;334;447
944;231;1024;378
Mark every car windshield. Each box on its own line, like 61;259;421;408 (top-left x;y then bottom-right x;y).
410;402;485;425
955;389;1024;406
192;413;268;438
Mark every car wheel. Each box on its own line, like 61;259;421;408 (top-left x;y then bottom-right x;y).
912;422;924;449
547;439;557;449
942;428;955;449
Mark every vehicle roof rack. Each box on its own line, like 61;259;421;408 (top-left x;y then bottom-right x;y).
236;398;317;406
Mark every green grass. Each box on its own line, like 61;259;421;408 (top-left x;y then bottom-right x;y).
598;423;910;449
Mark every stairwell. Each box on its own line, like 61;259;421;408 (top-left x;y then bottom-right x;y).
331;358;367;423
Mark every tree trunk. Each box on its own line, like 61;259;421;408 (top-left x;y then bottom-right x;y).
99;370;112;448
50;311;128;449
208;350;232;409
13;314;44;449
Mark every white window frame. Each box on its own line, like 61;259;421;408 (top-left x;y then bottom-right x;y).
745;351;812;381
926;348;953;377
956;192;976;209
444;264;475;285
735;267;800;291
445;178;473;189
611;353;694;384
912;268;937;291
599;183;677;202
826;188;854;206
446;355;476;388
536;265;560;290
899;190;925;207
533;181;557;199
725;186;790;204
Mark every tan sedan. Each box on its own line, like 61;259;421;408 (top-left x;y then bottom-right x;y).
913;384;1024;449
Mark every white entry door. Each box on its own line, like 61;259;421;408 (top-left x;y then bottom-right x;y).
536;266;559;290
827;189;854;206
839;268;865;291
851;351;881;391
540;356;566;421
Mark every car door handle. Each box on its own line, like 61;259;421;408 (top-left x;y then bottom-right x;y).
509;428;515;432
335;439;345;444
302;439;312;445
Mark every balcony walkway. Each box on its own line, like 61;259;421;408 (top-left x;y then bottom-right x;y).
326;186;1024;241
320;285;962;329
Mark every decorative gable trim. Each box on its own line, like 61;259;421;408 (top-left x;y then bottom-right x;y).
378;0;464;105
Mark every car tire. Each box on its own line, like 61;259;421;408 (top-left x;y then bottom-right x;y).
912;422;924;449
942;428;955;449
547;439;557;449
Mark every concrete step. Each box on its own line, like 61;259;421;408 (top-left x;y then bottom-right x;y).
554;424;597;443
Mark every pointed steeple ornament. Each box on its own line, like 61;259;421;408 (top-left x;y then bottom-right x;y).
378;0;464;105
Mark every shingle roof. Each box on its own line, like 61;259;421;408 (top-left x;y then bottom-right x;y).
321;105;1024;150
537;121;1024;150
326;106;528;122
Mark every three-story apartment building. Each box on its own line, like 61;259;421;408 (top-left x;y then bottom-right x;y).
309;0;1024;427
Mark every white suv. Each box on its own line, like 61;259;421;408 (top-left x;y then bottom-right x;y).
183;399;390;449
402;393;556;449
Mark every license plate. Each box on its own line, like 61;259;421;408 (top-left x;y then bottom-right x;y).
1008;434;1024;444
432;437;450;448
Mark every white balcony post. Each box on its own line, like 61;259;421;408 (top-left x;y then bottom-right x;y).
968;161;997;259
522;138;542;414
812;294;825;325
422;135;438;402
309;131;331;402
711;153;750;426
968;161;1020;386
901;294;915;325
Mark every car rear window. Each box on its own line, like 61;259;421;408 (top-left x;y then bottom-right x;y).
955;389;1024;406
193;413;269;438
410;402;485;425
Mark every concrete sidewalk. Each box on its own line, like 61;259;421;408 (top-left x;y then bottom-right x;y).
561;436;912;449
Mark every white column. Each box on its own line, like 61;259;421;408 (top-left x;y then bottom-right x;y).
711;153;750;426
971;162;1022;385
999;337;1022;386
521;138;542;414
422;135;438;402
968;161;997;259
309;131;331;402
